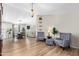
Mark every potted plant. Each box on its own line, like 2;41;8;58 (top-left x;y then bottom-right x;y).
52;27;59;38
7;28;12;34
6;28;12;38
47;32;51;39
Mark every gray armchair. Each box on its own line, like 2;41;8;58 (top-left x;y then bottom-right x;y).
54;33;71;48
37;32;45;41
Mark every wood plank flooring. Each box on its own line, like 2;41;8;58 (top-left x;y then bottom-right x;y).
2;38;79;56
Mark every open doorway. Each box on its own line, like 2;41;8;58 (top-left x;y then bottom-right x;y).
2;3;36;40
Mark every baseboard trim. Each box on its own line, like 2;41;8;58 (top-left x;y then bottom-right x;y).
70;45;79;49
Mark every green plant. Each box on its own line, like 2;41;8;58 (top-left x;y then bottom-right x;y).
52;27;59;36
6;28;12;34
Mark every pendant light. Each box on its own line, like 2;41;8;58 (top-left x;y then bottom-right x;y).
31;3;34;17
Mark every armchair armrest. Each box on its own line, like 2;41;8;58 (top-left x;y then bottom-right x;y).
63;39;70;47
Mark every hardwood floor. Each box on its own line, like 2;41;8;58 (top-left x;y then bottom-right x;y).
2;38;79;56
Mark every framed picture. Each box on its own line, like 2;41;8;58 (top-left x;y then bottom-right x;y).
39;21;42;23
39;17;42;20
27;26;30;29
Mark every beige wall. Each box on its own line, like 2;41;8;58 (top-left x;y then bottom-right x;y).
37;12;79;48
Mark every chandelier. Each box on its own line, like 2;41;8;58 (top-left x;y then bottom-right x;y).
31;3;34;17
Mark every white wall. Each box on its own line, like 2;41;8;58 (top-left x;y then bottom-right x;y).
37;11;79;48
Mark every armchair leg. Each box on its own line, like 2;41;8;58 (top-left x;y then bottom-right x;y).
62;47;65;50
44;38;46;41
68;46;70;48
60;46;65;50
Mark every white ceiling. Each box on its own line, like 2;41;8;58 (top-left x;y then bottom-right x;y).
2;3;79;24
